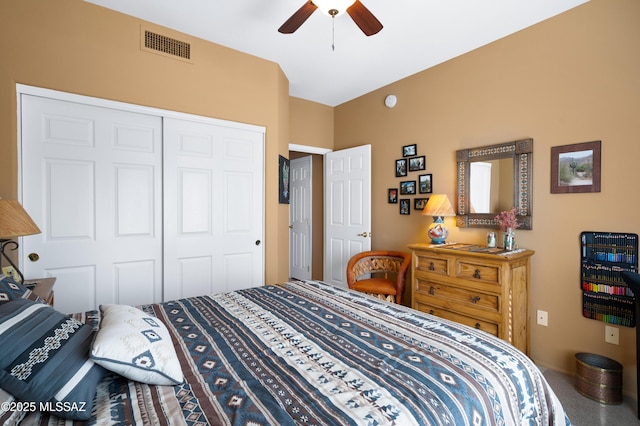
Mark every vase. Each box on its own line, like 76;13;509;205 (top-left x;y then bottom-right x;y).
503;228;516;251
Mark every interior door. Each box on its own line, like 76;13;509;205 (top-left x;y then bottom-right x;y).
20;94;163;314
162;118;264;301
289;156;312;280
323;145;371;287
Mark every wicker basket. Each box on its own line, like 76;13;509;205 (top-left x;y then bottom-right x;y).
575;352;623;404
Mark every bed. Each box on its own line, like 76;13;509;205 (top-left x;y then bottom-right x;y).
1;278;570;425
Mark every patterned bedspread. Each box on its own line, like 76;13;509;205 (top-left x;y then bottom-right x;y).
19;280;570;425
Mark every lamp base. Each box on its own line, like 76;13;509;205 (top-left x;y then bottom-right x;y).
427;216;449;245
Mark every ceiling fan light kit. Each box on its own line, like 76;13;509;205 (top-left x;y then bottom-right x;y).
313;0;355;16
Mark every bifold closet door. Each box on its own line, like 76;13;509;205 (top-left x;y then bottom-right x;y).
162;118;264;301
20;94;163;314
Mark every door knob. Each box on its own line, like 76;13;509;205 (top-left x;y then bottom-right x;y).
357;232;371;237
28;253;40;262
255;240;261;246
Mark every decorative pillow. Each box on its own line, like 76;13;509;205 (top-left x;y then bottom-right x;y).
0;275;28;304
90;304;183;386
0;298;105;420
0;275;45;305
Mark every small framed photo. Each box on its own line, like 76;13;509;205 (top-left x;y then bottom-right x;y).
399;199;410;215
418;174;432;193
414;198;429;211
551;140;601;194
395;159;407;177
388;188;398;204
409;156;426;172
399;180;416;195
278;155;290;204
403;144;417;157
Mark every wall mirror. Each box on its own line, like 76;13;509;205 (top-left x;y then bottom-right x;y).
456;138;533;229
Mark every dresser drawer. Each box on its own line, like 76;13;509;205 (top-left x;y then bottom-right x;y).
414;253;449;277
415;279;500;314
456;260;500;285
415;301;499;337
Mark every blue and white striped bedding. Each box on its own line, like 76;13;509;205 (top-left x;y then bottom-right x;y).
18;280;570;425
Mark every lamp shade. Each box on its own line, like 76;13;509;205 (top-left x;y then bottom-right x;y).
0;200;41;239
422;194;455;218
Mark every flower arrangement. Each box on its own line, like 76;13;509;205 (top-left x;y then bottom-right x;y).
494;207;520;231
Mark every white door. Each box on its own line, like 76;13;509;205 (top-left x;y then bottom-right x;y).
18;86;265;314
324;145;371;287
289;156;312;280
20;94;163;314
163;118;264;301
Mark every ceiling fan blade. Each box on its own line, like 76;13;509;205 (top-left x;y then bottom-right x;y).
347;1;383;36
278;1;318;34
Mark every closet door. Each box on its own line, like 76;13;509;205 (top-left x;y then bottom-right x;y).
20;94;163;314
163;118;264;301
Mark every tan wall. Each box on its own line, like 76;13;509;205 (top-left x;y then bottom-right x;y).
334;0;640;396
0;0;291;283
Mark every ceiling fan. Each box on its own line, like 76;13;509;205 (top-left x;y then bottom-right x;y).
278;0;383;37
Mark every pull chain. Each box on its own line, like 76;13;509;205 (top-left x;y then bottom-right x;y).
329;9;338;51
332;16;335;51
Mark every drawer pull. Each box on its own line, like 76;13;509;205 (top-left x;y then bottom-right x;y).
428;262;435;271
429;286;435;295
473;269;481;279
475;323;481;329
470;296;481;304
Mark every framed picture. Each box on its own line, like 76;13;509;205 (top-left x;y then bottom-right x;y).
551;140;601;194
399;199;410;215
414;197;429;211
388;188;398;204
409;156;426;171
399;180;416;195
402;144;417;157
418;173;432;193
395;159;407;177
278;155;290;204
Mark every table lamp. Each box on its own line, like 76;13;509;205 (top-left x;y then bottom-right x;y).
422;194;455;244
0;199;41;283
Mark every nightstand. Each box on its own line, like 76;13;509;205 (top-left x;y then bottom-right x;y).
24;277;56;306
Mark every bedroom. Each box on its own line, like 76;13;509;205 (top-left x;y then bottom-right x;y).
1;0;639;413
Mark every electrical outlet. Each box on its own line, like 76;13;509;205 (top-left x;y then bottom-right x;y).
536;310;548;327
2;266;16;279
605;326;619;345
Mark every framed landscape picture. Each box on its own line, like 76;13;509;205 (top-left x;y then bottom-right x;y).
551;141;601;193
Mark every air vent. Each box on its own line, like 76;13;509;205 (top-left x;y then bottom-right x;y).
142;29;191;62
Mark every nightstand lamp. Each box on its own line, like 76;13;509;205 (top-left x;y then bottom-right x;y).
422;194;455;244
0;199;41;283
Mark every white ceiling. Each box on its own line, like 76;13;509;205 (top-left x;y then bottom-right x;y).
85;0;589;107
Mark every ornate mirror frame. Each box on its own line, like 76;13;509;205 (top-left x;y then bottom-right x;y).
456;138;533;230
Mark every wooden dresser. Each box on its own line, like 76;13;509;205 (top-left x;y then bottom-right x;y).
409;243;534;355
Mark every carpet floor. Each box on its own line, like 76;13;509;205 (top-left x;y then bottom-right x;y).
542;369;639;425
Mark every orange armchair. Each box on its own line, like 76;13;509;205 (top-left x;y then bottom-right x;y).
346;250;411;304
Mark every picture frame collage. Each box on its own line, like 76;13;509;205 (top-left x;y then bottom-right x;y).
389;144;432;215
